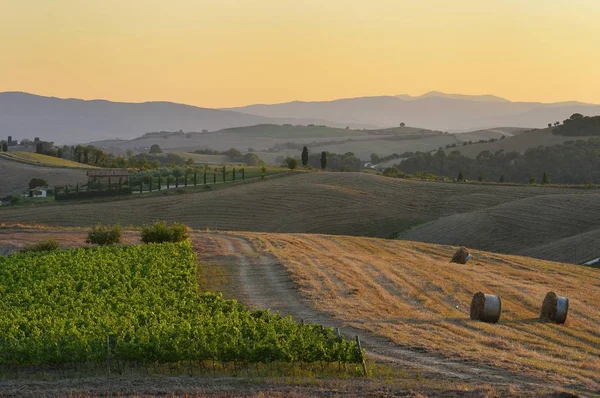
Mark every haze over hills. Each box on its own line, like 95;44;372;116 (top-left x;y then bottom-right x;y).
0;92;374;144
226;93;600;132
2;91;600;145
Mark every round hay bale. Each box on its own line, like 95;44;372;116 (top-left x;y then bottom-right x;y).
540;291;569;324
470;292;502;323
451;247;471;264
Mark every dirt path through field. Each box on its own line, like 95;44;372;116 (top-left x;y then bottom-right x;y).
194;233;563;391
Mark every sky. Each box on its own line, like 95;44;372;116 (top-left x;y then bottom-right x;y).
1;0;600;108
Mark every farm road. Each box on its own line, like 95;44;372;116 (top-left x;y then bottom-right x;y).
192;233;563;391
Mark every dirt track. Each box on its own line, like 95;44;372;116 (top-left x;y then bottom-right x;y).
195;233;565;391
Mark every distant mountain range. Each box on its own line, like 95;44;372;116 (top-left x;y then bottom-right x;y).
0;92;374;144
2;91;600;144
225;94;600;133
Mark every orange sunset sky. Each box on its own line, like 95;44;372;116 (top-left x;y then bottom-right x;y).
1;0;599;108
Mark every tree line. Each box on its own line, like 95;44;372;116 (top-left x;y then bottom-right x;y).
394;138;600;184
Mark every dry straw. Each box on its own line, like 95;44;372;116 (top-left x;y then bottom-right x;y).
451;247;471;264
470;292;502;323
540;291;569;324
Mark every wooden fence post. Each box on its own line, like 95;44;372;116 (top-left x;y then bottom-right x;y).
355;335;367;376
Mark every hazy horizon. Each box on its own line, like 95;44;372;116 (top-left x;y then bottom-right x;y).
2;0;600;108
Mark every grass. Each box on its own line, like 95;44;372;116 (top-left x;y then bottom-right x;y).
232;232;600;390
0;152;96;169
2;172;600;264
0;156;89;198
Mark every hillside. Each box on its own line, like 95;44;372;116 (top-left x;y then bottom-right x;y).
0;152;96;169
225;93;600;132
444;127;592;158
2;172;599;263
0;92;368;144
211;232;600;390
401;193;600;263
453;127;529;142
0;156;88;197
90;124;453;160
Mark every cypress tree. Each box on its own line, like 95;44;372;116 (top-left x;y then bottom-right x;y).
457;171;464;181
233;167;236;182
194;170;197;186
203;170;207;185
213;172;216;184
222;166;226;183
242;168;245;180
320;151;327;170
175;176;179;188
302;146;309;166
542;171;549;185
500;174;505;183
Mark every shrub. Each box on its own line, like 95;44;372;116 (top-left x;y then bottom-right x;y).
141;221;189;244
21;239;60;253
86;224;122;246
29;178;48;190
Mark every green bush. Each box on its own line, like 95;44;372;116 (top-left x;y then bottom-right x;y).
21;239;60;253
55;187;132;201
141;221;189;244
86;224;122;246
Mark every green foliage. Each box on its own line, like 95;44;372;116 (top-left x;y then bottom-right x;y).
553;114;600;136
320;151;327;170
457;171;464;181
141;221;189;244
28;178;48;190
542;171;549;184
397;138;600;184
301;146;309;166
149;144;163;154
0;242;361;366
286;157;298;170
56;187;133;201
86;224;122;246
21;239;60;253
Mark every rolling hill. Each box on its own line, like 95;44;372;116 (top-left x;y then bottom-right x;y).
226;93;600;132
0;156;89;197
218;232;600;390
2;172;599;263
89;124;454;160
446;127;593;158
0;92;373;144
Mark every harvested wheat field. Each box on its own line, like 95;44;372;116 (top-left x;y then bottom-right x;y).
215;232;600;390
0;156;89;197
3;172;600;263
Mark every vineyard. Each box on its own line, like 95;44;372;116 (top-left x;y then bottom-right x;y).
0;241;361;370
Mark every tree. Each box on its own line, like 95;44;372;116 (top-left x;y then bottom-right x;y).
457;171;464;181
548;123;552;128
149;144;163;154
286;157;298;170
320;151;327;170
499;174;505;183
400;122;406;127
301;146;309;166
370;153;381;165
1;142;7;152
478;176;483;182
542;171;549;185
29;178;48;190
